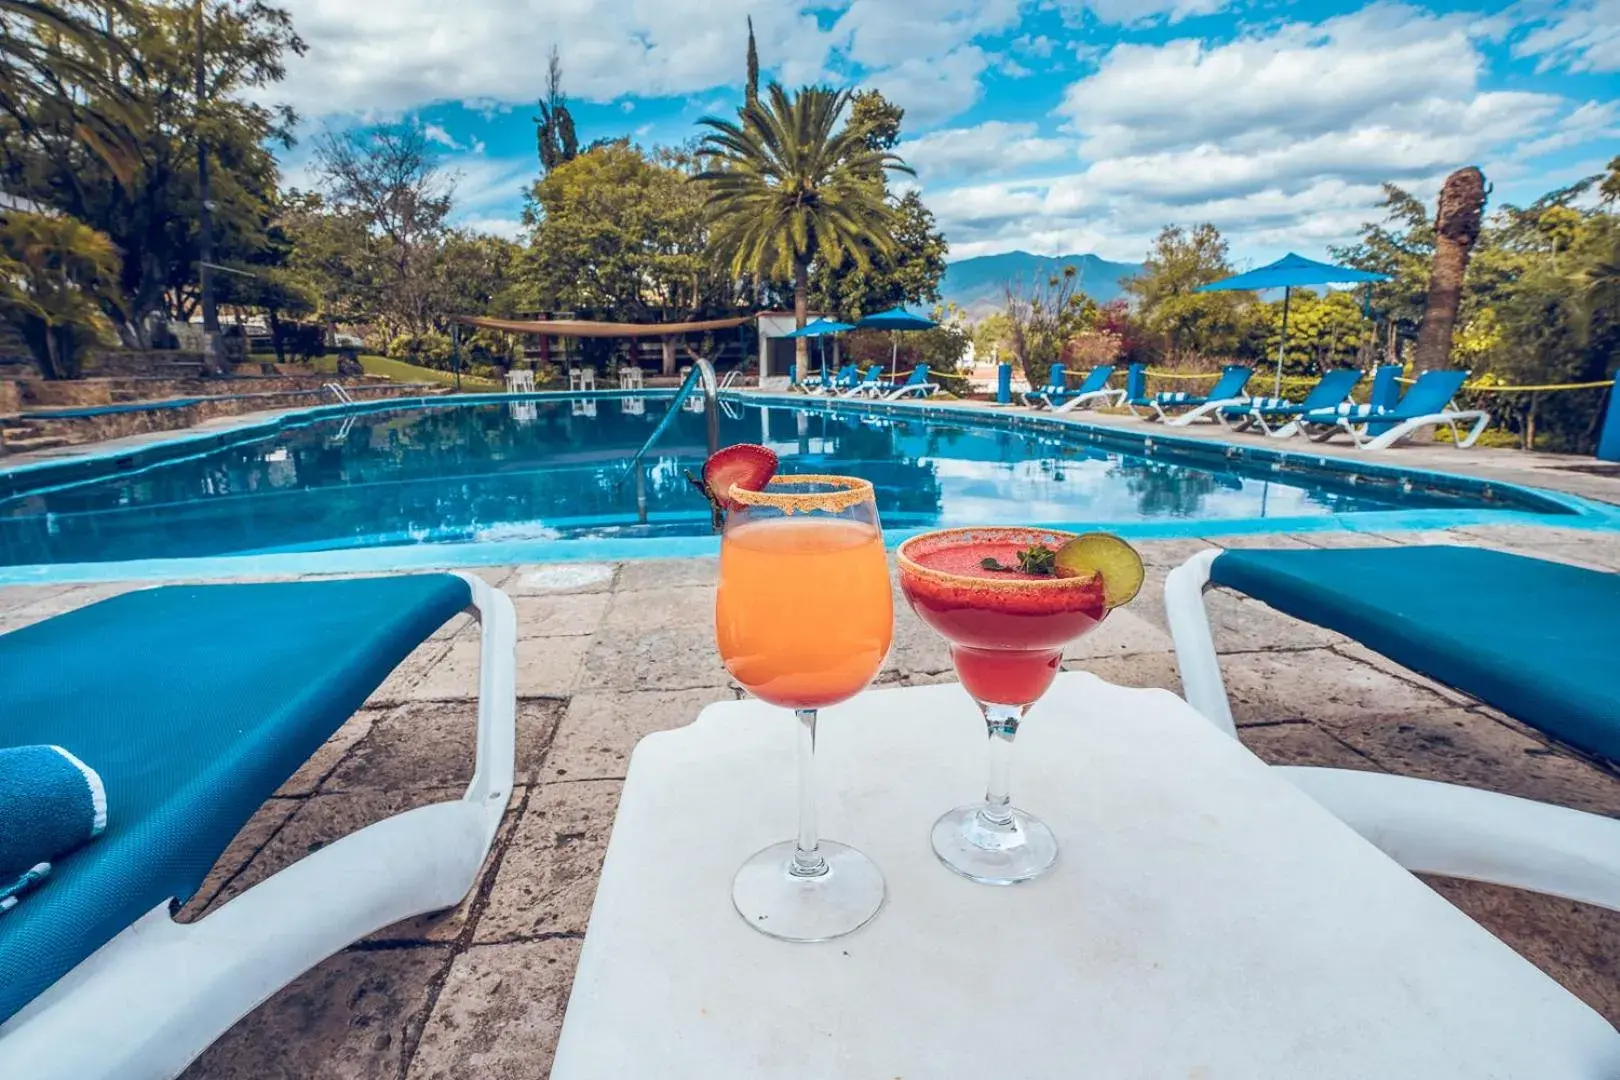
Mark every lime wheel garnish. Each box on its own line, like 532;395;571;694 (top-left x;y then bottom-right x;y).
1053;533;1144;609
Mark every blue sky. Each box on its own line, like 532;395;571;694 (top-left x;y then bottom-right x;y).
264;0;1619;268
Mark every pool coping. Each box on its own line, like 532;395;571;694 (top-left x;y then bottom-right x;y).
3;388;1618;584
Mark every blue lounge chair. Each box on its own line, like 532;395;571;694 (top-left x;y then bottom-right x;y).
841;365;886;398
1052;364;1125;413
1021;366;1068;408
805;365;851;396
886;365;940;400
796;368;833;394
1298;369;1490;450
1135;365;1254;425
0;575;516;1078
1218;368;1363;438
1164;545;1620;917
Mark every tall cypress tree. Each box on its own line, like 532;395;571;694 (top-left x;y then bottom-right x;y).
745;18;759;109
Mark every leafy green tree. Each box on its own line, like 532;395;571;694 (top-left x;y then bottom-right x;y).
516;140;735;321
535;45;577;174
1260;289;1373;373
1601;155;1620;208
1002;264;1095;386
1123;223;1256;361
434;229;521;319
809;190;946;318
0;0;302;347
0;0;142;180
0;210;122;378
313;122;453;338
696;83;912;371
847;89;904;152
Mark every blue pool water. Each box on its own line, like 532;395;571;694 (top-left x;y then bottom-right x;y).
0;394;1571;568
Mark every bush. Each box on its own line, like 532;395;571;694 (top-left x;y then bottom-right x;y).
386;331;455;369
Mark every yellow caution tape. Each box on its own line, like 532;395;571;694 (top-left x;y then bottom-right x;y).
1395;377;1614;392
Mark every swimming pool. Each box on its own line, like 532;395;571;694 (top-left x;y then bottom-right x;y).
0;391;1589;576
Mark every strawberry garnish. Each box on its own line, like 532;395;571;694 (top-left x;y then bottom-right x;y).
685;443;779;525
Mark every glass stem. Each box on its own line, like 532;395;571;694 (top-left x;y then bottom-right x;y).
791;708;829;878
979;703;1024;828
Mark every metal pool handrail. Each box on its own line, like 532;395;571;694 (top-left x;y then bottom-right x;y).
620;357;720;479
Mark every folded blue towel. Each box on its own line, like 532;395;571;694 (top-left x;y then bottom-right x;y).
0;746;107;906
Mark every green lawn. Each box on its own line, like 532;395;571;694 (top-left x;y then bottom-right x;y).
308;353;503;390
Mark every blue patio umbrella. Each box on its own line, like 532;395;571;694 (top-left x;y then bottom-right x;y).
1198;253;1389;396
782;319;856;380
854;307;938;380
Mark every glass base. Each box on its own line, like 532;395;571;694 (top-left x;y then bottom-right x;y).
732;840;887;942
931;803;1058;885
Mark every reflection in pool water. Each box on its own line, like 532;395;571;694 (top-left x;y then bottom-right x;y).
0;395;1514;566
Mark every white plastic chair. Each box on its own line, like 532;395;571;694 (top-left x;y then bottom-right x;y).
1163;549;1620;915
505;369;536;393
569;367;596;392
619;367;644;391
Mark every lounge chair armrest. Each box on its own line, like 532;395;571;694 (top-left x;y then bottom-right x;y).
1279;767;1620;913
1163;550;1238;737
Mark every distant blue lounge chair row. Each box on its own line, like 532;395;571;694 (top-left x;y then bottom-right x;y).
1121;364;1490;452
798;364;939;401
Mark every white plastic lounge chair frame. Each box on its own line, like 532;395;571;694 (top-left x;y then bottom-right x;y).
1163;549;1620;916
0;572;518;1080
1052;386;1126;413
1154;391;1251;426
886;372;940;400
842;370;886;398
1306;402;1492;451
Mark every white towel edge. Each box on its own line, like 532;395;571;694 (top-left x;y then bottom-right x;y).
47;746;107;837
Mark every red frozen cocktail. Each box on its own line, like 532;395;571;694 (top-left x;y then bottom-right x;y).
897;526;1143;885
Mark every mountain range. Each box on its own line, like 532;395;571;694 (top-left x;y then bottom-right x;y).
939;251;1142;319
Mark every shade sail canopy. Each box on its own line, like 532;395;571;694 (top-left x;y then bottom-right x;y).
853;307;937;331
454;314;754;338
1197;253;1390;293
782;318;856;339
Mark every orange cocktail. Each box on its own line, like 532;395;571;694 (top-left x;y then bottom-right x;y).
717;516;891;708
713;472;892;942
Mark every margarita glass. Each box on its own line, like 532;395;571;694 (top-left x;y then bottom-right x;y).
897;527;1110;884
715;475;893;940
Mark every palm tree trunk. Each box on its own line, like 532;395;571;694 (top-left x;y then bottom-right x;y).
1413;166;1486;375
793;258;809;375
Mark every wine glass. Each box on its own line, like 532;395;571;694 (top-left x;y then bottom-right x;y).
896;527;1111;885
715;475;893;941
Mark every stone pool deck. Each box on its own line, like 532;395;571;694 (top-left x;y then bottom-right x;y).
1;524;1616;1077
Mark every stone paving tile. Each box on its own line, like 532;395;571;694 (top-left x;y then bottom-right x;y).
0;583;72;613
1210;647;1456;725
366;639;455;707
181;945;451;1080
513;591;612;639
326;700;563;791
1210;534;1315;550
405;938;582;1080
600;584;714;633
1201;589;1344;653
476;780;621;943
409;635;591;700
174;797;301;922
884;600;954;675
544;688;733;782
575;624;728;692
503;563;618;595
1328;641;1478;707
1324;708;1620;817
202;787;464;915
1236;721;1375;769
1063;607;1174;660
1294;531;1402;548
1133;538;1219;568
1070;650;1184;697
1423;877;1620;1027
276;711;381;797
616;557;719;590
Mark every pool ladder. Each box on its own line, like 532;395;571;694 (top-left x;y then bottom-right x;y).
323;382;355;404
619;358;721;526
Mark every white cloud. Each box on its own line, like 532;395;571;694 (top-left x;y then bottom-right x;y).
866;47;992;126
918;2;1589;265
422;122;463;149
259;1;840;117
457;215;526;241
1512;0;1620;73
1057;0;1230;27
899;121;1075;180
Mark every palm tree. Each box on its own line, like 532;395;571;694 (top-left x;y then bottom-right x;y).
697;83;913;374
0;0;141;180
1412;165;1487;375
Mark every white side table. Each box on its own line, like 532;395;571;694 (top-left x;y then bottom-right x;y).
551;674;1620;1079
